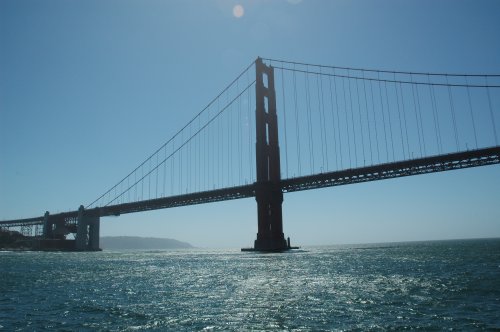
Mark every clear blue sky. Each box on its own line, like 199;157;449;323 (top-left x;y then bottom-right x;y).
1;0;499;248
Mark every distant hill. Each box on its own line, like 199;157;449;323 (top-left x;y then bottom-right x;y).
100;236;193;249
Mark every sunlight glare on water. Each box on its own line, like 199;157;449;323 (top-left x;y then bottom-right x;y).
1;239;499;330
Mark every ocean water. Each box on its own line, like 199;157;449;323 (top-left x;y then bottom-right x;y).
1;239;499;331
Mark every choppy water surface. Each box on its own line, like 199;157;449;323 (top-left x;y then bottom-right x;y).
1;239;499;331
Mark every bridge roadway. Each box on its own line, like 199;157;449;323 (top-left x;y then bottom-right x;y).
1;146;499;227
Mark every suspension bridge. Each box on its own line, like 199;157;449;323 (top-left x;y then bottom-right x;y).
1;57;499;251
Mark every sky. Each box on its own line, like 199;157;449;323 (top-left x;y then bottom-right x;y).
1;0;500;248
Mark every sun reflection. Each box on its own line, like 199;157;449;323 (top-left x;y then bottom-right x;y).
233;4;244;18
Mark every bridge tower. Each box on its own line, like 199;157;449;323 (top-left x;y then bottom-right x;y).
249;58;293;251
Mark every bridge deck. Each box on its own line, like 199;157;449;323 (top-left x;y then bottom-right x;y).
282;146;500;193
1;146;499;227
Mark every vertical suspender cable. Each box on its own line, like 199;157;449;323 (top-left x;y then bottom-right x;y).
238;79;243;185
293;65;302;176
179;131;183;194
319;69;329;171
384;80;395;161
485;76;499;145
150;158;154;198
414;77;426;156
281;66;290;178
200;115;203;191
465;76;478;149
218;97;222;187
156;153;159;198
428;75;442;154
247;71;253;182
355;76;366;165
317;72;326;170
188;126;191;193
394;74;406;159
378;73;389;162
141;161;144;200
163;142;167;196
342;75;352;168
446;75;460;151
399;81;410;158
171;140;174;195
347;70;357;166
328;70;339;170
226;92;230;186
369;79;380;163
229;91;233;186
305;67;315;172
148;158;151;199
362;72;373;165
411;80;422;158
333;68;343;169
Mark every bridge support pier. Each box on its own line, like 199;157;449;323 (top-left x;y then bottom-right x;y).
253;182;289;251
42;211;51;239
42;211;67;240
75;205;101;251
243;58;296;252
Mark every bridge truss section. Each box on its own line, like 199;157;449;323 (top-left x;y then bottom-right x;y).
280;146;500;193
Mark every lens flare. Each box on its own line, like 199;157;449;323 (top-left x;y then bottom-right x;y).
233;4;244;18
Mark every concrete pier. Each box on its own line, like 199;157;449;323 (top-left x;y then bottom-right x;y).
76;205;100;251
